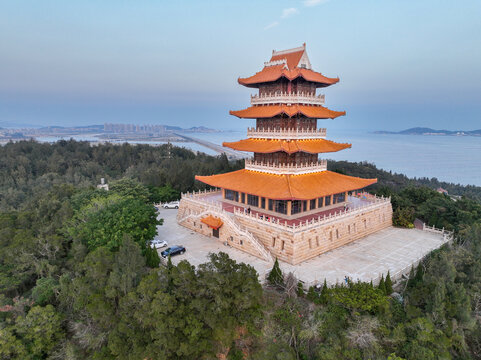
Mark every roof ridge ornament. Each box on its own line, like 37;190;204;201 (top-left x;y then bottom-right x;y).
272;45;305;57
264;58;289;69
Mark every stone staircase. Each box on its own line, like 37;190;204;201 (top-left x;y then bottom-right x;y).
177;207;273;263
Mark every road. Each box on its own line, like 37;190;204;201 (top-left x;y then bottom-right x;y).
174;133;247;160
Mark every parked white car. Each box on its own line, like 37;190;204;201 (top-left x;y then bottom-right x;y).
150;239;168;249
163;201;180;209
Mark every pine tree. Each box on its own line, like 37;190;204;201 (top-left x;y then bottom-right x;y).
385;271;393;295
296;281;305;297
166;256;174;292
144;246;160;268
378;274;386;295
307;286;318;302
414;262;424;283
319;278;329;304
267;258;284;287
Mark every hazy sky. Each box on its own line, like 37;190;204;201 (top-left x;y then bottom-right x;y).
1;0;480;131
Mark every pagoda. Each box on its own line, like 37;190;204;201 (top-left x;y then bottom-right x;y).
177;44;392;265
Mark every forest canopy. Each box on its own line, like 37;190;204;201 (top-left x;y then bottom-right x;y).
0;140;480;359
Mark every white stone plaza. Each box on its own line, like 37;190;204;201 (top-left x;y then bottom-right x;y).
156;208;450;287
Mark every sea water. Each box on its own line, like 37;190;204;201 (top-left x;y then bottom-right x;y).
188;129;481;186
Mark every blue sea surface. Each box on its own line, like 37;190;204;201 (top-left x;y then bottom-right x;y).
189;130;481;186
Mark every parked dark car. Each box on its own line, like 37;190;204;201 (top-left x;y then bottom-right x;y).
161;245;186;258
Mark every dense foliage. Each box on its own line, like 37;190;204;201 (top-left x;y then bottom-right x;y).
0;140;480;359
0;140;243;211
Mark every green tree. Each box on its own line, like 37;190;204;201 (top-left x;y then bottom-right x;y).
15;305;64;359
31;277;59;306
393;207;415;228
106;236;146;300
306;286;319;303
296;281;305;297
385;271;393;295
143;246;160;268
0;327;27;359
319;278;330;304
147;184;180;203
267;258;284;287
378;274;386;295
109;253;262;360
109;178;150;203
331;281;388;314
71;195;160;251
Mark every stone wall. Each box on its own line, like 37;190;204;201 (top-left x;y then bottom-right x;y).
177;192;393;265
234;201;392;264
177;198;273;262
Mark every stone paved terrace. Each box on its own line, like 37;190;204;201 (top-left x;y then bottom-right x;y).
194;191;375;227
155;208;450;287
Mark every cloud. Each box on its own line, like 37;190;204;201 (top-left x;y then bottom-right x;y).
263;7;298;31
281;8;299;19
304;0;330;7
264;21;279;30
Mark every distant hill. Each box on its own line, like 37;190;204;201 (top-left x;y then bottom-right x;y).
375;127;481;136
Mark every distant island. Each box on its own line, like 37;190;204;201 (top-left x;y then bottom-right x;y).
374;127;481;137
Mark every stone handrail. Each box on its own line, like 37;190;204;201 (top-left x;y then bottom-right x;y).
251;92;325;106
211;209;273;262
245;159;327;174
234;195;392;234
422;223;454;242
247;127;327;140
182;191;391;234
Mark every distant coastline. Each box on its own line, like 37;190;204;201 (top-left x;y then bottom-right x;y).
374;127;481;137
0;122;221;143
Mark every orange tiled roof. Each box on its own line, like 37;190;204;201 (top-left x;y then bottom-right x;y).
270;49;305;69
229;104;346;119
196;170;377;200
223;138;351;154
238;65;339;87
200;215;224;229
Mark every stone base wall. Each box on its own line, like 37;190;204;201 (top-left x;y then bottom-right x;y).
235;202;392;265
177;193;393;265
292;203;392;264
177;200;273;262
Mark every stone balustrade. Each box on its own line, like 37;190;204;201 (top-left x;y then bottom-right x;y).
182;190;391;234
233;195;392;233
245;159;327;174
250;92;325;106
180;190;393;264
247;127;327;139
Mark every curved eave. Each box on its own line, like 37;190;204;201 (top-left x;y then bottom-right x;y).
222;138;352;154
238;67;340;88
229;105;346;120
195;169;377;200
200;215;223;229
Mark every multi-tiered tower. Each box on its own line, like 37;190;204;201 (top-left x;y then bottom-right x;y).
178;44;393;265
